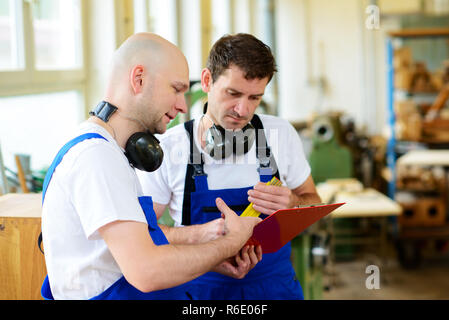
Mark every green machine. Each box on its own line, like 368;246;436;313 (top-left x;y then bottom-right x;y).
308;114;354;184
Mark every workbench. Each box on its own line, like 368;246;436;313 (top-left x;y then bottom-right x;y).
0;193;46;300
317;179;402;263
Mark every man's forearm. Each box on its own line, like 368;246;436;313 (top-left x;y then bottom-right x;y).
292;192;323;207
135;233;242;292
159;224;203;244
151;238;235;287
159;217;225;245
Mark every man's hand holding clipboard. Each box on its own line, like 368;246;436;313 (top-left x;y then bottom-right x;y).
245;202;345;253
241;177;345;253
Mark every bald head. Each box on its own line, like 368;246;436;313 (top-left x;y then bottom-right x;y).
106;33;186;93
113;33;178;74
99;33;189;144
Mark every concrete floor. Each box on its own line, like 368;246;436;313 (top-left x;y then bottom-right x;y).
321;247;449;300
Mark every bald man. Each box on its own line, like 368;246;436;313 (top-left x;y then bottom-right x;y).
40;33;260;300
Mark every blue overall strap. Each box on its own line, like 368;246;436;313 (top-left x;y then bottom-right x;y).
38;132;108;254
138;196;169;246
181;120;206;225
250;114;280;182
42;133;108;204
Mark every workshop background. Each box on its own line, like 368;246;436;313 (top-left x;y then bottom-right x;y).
1;0;449;300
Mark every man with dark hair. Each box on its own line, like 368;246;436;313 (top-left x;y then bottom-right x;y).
137;33;321;299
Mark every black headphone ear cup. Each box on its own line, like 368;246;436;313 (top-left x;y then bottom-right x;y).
205;125;233;160
125;132;164;172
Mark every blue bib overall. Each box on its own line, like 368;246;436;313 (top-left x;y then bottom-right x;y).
40;133;193;300
181;116;304;300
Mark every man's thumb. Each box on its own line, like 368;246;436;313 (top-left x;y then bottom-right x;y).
216;197;235;219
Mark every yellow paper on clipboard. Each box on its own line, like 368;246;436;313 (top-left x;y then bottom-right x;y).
240;176;282;217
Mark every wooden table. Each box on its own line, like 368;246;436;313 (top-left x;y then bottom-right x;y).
317;180;402;262
0;193;46;300
329;188;402;218
317;179;402;217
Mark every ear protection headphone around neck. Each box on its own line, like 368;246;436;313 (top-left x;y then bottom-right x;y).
202;104;256;160
89;101;164;172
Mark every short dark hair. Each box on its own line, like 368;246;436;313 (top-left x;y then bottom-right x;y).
206;33;277;83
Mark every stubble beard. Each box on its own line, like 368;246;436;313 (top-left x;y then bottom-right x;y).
133;94;159;134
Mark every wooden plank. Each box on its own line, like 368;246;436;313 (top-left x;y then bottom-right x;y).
15;155;30;193
389;28;449;38
424;85;449;122
422;119;449;129
397;150;449;167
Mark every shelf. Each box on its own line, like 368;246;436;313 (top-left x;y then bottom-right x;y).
399;224;449;239
386;29;449;198
408;90;440;95
396;187;442;195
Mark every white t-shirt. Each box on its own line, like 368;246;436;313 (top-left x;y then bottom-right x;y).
136;114;311;226
41;122;148;300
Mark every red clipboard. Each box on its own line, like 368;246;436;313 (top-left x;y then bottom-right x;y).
245;203;345;253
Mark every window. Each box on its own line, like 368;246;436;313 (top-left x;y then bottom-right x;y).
233;0;251;34
148;0;177;45
32;0;83;70
0;0;85;91
0;0;24;71
133;0;178;45
179;0;202;80
0;0;85;173
211;0;231;43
